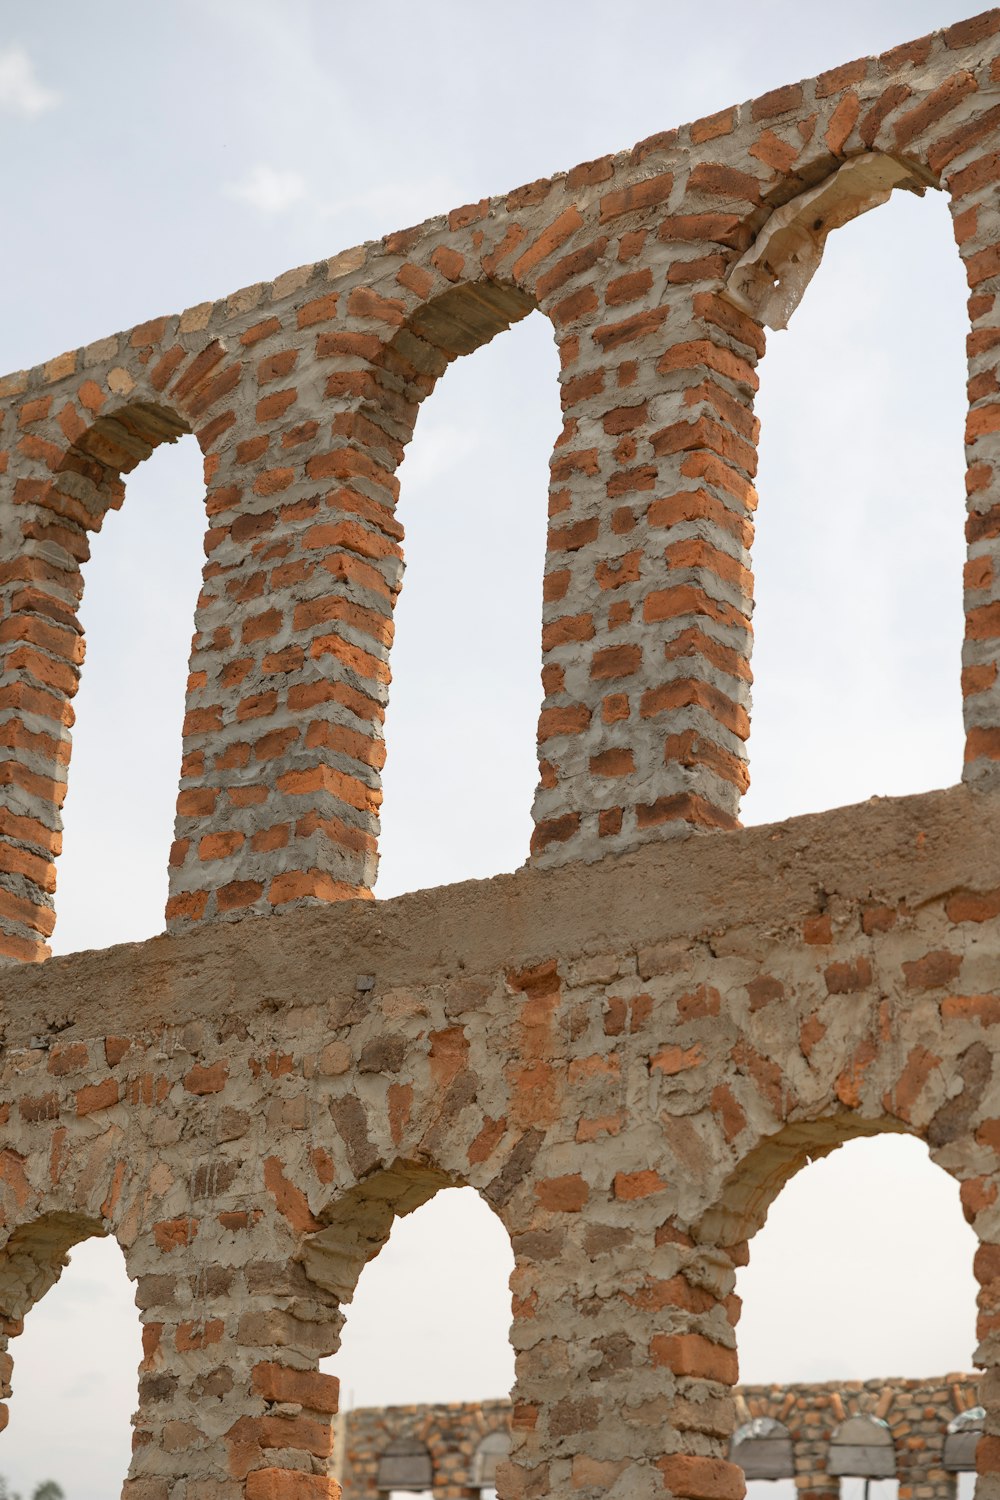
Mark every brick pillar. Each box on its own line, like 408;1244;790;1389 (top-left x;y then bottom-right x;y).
164;275;538;930
973;1231;1000;1500
0;1317;18;1439
165;322;401;928
128;1228;343;1500
651;1239;746;1500
0;377;92;961
502;1210;745;1498
947;153;1000;790
529;214;760;867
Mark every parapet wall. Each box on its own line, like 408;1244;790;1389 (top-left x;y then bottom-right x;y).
2;11;1000;1500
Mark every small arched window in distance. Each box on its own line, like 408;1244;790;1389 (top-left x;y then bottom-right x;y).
472;1427;511;1493
945;1405;984;1500
376;1436;433;1493
829;1414;897;1500
944;1406;984;1472
731;1417;794;1481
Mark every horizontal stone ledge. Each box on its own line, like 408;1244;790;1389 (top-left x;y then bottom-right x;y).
0;781;997;1044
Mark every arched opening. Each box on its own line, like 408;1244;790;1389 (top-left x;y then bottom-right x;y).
0;331;246;962
301;1164;515;1495
0;1220;139;1500
0;385;211;960
472;1428;511;1499
323;1181;515;1403
50;427;205;954
829;1414;897;1500
738;164;968;825
376;1436;433;1496
731;1416;794;1495
945;1406;984;1500
733;1134;977;1381
367;285;560;897
707;1129;978;1500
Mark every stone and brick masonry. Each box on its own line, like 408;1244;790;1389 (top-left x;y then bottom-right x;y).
337;1378;982;1499
1;9;1000;1500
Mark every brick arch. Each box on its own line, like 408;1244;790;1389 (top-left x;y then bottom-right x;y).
691;1115;906;1251
158;267;563;936
298;1151;522;1328
0;19;999;963
299;1159;461;1315
373;279;537;394
338;277;548;883
710;125;1000;821
0;335;245;963
711;144;971;837
0;1209;111;1438
262;1159;521;1494
685;1114;991;1500
721;150;936;332
943;131;1000;798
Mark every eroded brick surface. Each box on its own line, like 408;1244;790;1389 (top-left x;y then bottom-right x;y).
0;788;994;1496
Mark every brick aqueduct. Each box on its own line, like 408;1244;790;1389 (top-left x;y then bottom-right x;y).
4;10;1000;1500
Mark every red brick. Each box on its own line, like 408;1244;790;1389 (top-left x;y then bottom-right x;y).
76;1078;119;1116
591;643;642;679
184;1061;229;1095
599;173;673;222
251;1363;340;1414
860;83;912;149
590;747;635;777
816;58;867;96
347;286;406;325
657;1454;744;1500
689;163;761;204
245;1474;340;1500
593;306;669;351
512;207;583;281
296;292;339;328
691;108;736;144
615;1169;667;1199
752;82;804;120
535;1174;589;1212
651;1332;738;1383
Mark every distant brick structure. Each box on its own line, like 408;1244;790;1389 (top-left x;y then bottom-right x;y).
2;11;1000;1500
337;1378;982;1499
338;1398;511;1496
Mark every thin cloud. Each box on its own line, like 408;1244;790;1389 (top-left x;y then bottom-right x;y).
226;164;307;214
0;45;58;118
318;174;463;230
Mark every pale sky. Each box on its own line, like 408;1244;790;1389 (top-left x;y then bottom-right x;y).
0;2;983;1495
